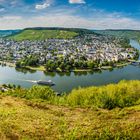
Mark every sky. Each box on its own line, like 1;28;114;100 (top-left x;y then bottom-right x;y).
0;0;140;30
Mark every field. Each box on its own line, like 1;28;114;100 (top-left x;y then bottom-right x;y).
8;29;79;41
0;80;140;139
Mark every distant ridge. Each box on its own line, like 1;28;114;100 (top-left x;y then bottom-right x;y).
24;27;96;35
0;30;20;37
106;29;140;31
25;27;93;31
94;29;140;31
94;29;140;42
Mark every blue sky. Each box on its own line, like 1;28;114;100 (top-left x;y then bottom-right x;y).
0;0;140;29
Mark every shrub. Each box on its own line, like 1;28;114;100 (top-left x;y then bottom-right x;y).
66;80;140;109
1;80;140;110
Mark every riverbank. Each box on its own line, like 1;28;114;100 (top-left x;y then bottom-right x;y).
116;62;132;67
0;60;134;72
25;65;46;71
23;61;132;72
0;61;15;67
18;62;134;72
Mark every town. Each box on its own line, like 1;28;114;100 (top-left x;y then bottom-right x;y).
0;34;138;71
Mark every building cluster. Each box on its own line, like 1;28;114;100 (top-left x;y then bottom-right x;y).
0;34;137;64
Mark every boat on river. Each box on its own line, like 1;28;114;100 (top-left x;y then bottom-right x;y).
37;80;55;86
131;61;140;66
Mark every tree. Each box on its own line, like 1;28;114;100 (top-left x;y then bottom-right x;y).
87;61;95;69
16;61;21;68
45;60;57;72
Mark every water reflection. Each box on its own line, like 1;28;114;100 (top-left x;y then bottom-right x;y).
43;71;56;77
15;67;36;74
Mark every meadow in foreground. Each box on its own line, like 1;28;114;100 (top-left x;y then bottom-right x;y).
0;80;140;139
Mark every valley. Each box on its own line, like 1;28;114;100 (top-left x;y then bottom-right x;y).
0;28;138;72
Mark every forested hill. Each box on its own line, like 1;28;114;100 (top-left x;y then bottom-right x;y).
7;27;97;41
94;30;140;42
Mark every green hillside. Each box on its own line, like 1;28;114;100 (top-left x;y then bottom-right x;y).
7;27;96;41
8;29;79;41
95;30;140;42
0;80;140;139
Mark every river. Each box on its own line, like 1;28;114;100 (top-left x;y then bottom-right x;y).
0;39;140;93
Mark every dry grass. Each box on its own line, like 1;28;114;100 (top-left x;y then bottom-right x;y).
0;95;139;140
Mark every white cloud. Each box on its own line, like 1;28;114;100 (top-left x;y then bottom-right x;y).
35;0;52;10
35;3;50;10
69;0;86;4
0;10;140;30
2;16;22;20
0;0;24;8
10;0;21;7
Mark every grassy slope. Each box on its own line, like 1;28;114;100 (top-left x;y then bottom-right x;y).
8;29;79;41
0;80;140;139
0;96;139;140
